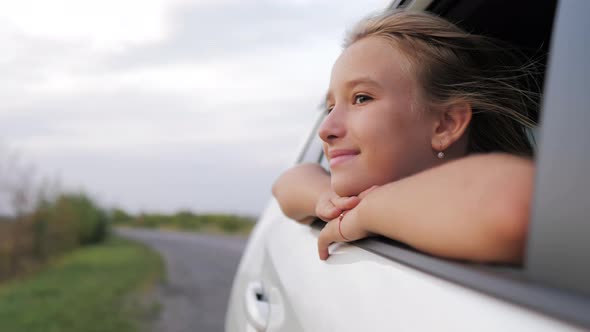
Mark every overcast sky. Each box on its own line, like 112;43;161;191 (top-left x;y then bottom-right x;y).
0;0;389;216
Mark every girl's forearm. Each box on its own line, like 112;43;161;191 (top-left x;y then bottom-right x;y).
359;153;534;263
272;163;331;223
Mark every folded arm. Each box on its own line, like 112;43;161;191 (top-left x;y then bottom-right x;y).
273;154;534;264
272;163;331;224
318;153;534;264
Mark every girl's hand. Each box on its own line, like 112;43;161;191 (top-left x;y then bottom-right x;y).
315;190;360;222
317;186;379;260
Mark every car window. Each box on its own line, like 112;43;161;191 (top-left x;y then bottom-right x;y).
297;114;325;164
299;0;590;329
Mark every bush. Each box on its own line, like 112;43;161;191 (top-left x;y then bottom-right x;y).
110;208;133;224
0;192;112;281
27;192;110;258
117;211;255;235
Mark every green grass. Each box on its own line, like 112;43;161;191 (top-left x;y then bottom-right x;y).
0;236;164;332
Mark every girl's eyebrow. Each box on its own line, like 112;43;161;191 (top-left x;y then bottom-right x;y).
344;77;382;89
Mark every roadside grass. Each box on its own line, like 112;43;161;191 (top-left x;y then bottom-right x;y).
0;236;164;332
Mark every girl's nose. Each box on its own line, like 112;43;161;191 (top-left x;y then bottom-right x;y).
318;107;346;143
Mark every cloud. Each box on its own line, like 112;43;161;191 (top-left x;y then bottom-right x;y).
0;0;389;215
105;0;388;68
0;0;192;50
1;87;319;150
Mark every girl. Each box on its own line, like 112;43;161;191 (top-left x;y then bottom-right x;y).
272;10;539;264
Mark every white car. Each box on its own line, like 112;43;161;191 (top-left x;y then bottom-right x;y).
225;0;590;331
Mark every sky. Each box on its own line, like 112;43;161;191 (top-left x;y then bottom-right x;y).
0;0;390;216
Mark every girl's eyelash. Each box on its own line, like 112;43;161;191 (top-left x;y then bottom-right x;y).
323;94;372;114
354;94;373;104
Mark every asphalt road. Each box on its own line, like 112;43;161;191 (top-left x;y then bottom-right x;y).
115;228;248;332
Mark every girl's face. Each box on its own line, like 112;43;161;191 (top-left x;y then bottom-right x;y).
320;36;438;197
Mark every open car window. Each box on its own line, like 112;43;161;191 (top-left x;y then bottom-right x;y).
295;0;590;329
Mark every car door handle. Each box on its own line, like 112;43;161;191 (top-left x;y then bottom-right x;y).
244;281;270;331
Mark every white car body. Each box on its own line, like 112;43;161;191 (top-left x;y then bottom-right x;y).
226;199;585;331
226;0;590;331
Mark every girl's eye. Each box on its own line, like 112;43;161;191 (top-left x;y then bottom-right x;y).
354;95;372;104
325;105;334;114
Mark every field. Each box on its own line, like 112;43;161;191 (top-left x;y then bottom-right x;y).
0;236;164;332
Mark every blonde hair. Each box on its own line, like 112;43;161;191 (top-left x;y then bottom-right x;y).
345;10;542;156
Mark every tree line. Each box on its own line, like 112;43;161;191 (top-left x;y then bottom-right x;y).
112;209;255;234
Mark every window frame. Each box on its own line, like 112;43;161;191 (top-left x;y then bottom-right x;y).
524;0;590;297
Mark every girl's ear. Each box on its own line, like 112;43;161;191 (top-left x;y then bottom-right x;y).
431;101;472;151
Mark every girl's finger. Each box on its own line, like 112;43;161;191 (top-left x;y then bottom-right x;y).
317;220;338;260
332;196;360;210
317;204;341;221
